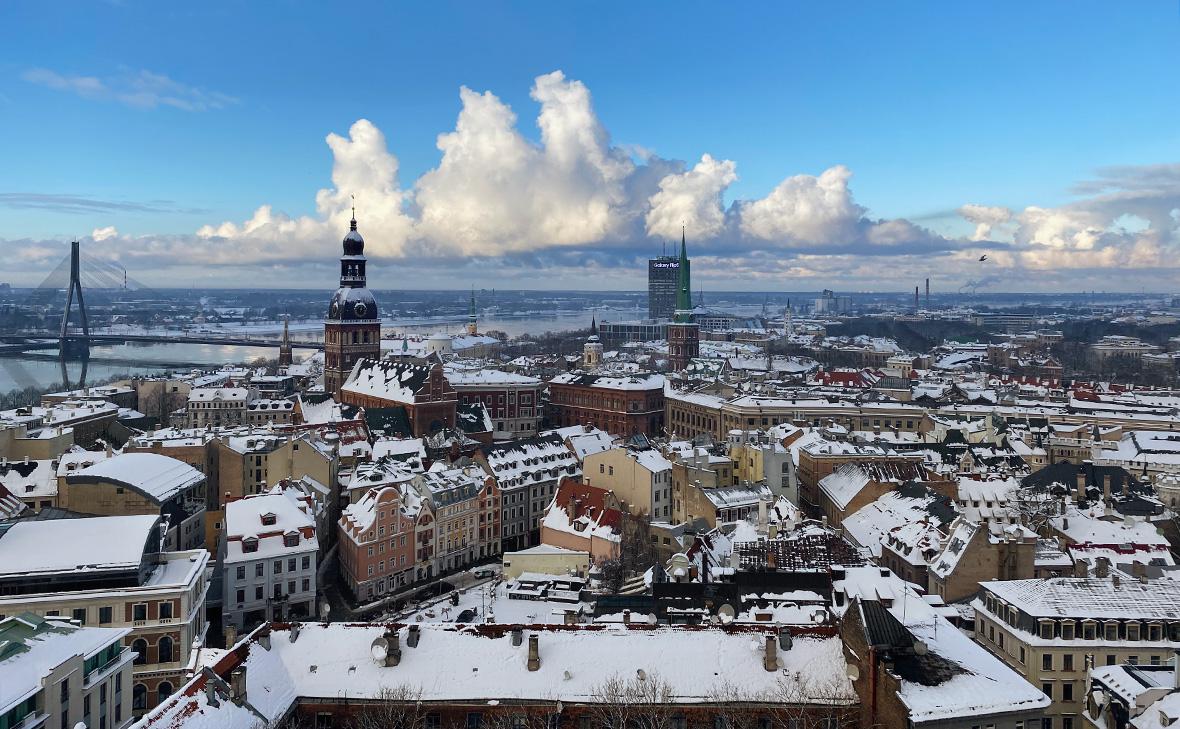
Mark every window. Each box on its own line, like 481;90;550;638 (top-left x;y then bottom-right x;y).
158;636;174;663
1063;654;1073;671
243;538;259;553
284;534;299;548
157;681;173;703
132;639;147;665
72;608;86;625
1042;654;1052;671
1019;646;1026;664
467;713;482;729
1061;622;1075;641
1107;654;1116;666
316;714;334;729
236;566;246;580
1127;623;1140;641
1062;720;1073;729
99;606;112;624
132;684;147;711
1105;622;1119;641
302;556;311;570
302;578;311;592
255;586;264;600
288;558;297;573
1062;682;1073;702
273;560;282;574
236;589;245;604
132;603;147;621
255;563;265;577
1042;683;1052;699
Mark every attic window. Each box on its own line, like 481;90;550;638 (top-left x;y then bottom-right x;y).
243;538;259;553
261;513;277;526
284;533;299;548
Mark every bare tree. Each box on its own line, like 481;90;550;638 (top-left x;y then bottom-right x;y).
588;671;677;729
347;685;429;729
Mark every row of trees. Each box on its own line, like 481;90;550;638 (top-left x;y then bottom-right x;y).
276;672;859;729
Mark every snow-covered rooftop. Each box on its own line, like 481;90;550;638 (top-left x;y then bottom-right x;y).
72;452;204;502
139;623;855;729
0;514;159;578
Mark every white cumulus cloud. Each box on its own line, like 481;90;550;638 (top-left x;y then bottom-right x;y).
645;154;737;240
91;226;118;241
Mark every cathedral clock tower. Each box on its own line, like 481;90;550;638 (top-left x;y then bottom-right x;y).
324;212;381;399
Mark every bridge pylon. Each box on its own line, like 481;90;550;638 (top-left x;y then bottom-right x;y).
59;240;90;359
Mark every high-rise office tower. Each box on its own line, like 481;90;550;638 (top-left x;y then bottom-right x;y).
647;255;680;320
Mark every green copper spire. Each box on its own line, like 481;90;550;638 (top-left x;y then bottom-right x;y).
469;287;476;320
674;226;693;323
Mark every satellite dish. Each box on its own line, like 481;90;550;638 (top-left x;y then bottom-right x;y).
370;637;389;663
717;604;736;625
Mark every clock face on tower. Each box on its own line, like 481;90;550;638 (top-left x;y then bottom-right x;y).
354;302;367;318
329;301;340;318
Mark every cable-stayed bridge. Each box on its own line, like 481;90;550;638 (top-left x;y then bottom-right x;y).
2;242;323;357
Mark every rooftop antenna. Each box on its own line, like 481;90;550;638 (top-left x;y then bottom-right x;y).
350;193;356;221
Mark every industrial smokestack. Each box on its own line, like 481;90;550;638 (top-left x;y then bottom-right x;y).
925;278;930;308
914;286;919;312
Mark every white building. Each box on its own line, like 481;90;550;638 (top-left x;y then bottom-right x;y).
223;488;319;630
185;388;250;428
0;515;209;714
0;613;136;729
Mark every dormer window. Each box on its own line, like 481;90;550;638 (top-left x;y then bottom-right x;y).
242;537;259;553
261;513;277;526
284;533;299;548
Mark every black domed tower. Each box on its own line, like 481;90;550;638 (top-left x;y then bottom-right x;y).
324;211;381;398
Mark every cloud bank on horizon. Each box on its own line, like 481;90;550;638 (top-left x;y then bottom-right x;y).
5;70;1180;291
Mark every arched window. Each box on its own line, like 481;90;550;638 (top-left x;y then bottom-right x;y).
132;684;148;710
132;639;148;665
157;681;174;704
158;636;174;663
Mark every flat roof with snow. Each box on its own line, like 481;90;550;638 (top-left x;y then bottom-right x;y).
0;515;160;578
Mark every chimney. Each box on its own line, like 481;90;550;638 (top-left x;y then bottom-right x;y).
1103;474;1112;504
757;499;768;528
1076;468;1087;497
384;628;401;667
511;628;523;647
763;634;778;671
289;623;301;642
407;625;421;648
1173;649;1180;691
1132;562;1147;579
229;666;247;705
224;624;237;647
622;609;631;625
527;634;541;672
1095;557;1110;578
564;611;577;625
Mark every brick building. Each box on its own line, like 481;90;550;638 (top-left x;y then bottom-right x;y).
445;366;543;440
341;358;457;437
547;372;665;437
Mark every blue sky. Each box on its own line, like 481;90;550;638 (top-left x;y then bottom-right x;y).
2;1;1180;291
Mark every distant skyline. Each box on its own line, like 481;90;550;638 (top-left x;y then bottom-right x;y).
2;2;1179;292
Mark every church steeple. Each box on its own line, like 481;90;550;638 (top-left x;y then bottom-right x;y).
674;226;693;323
666;226;699;371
